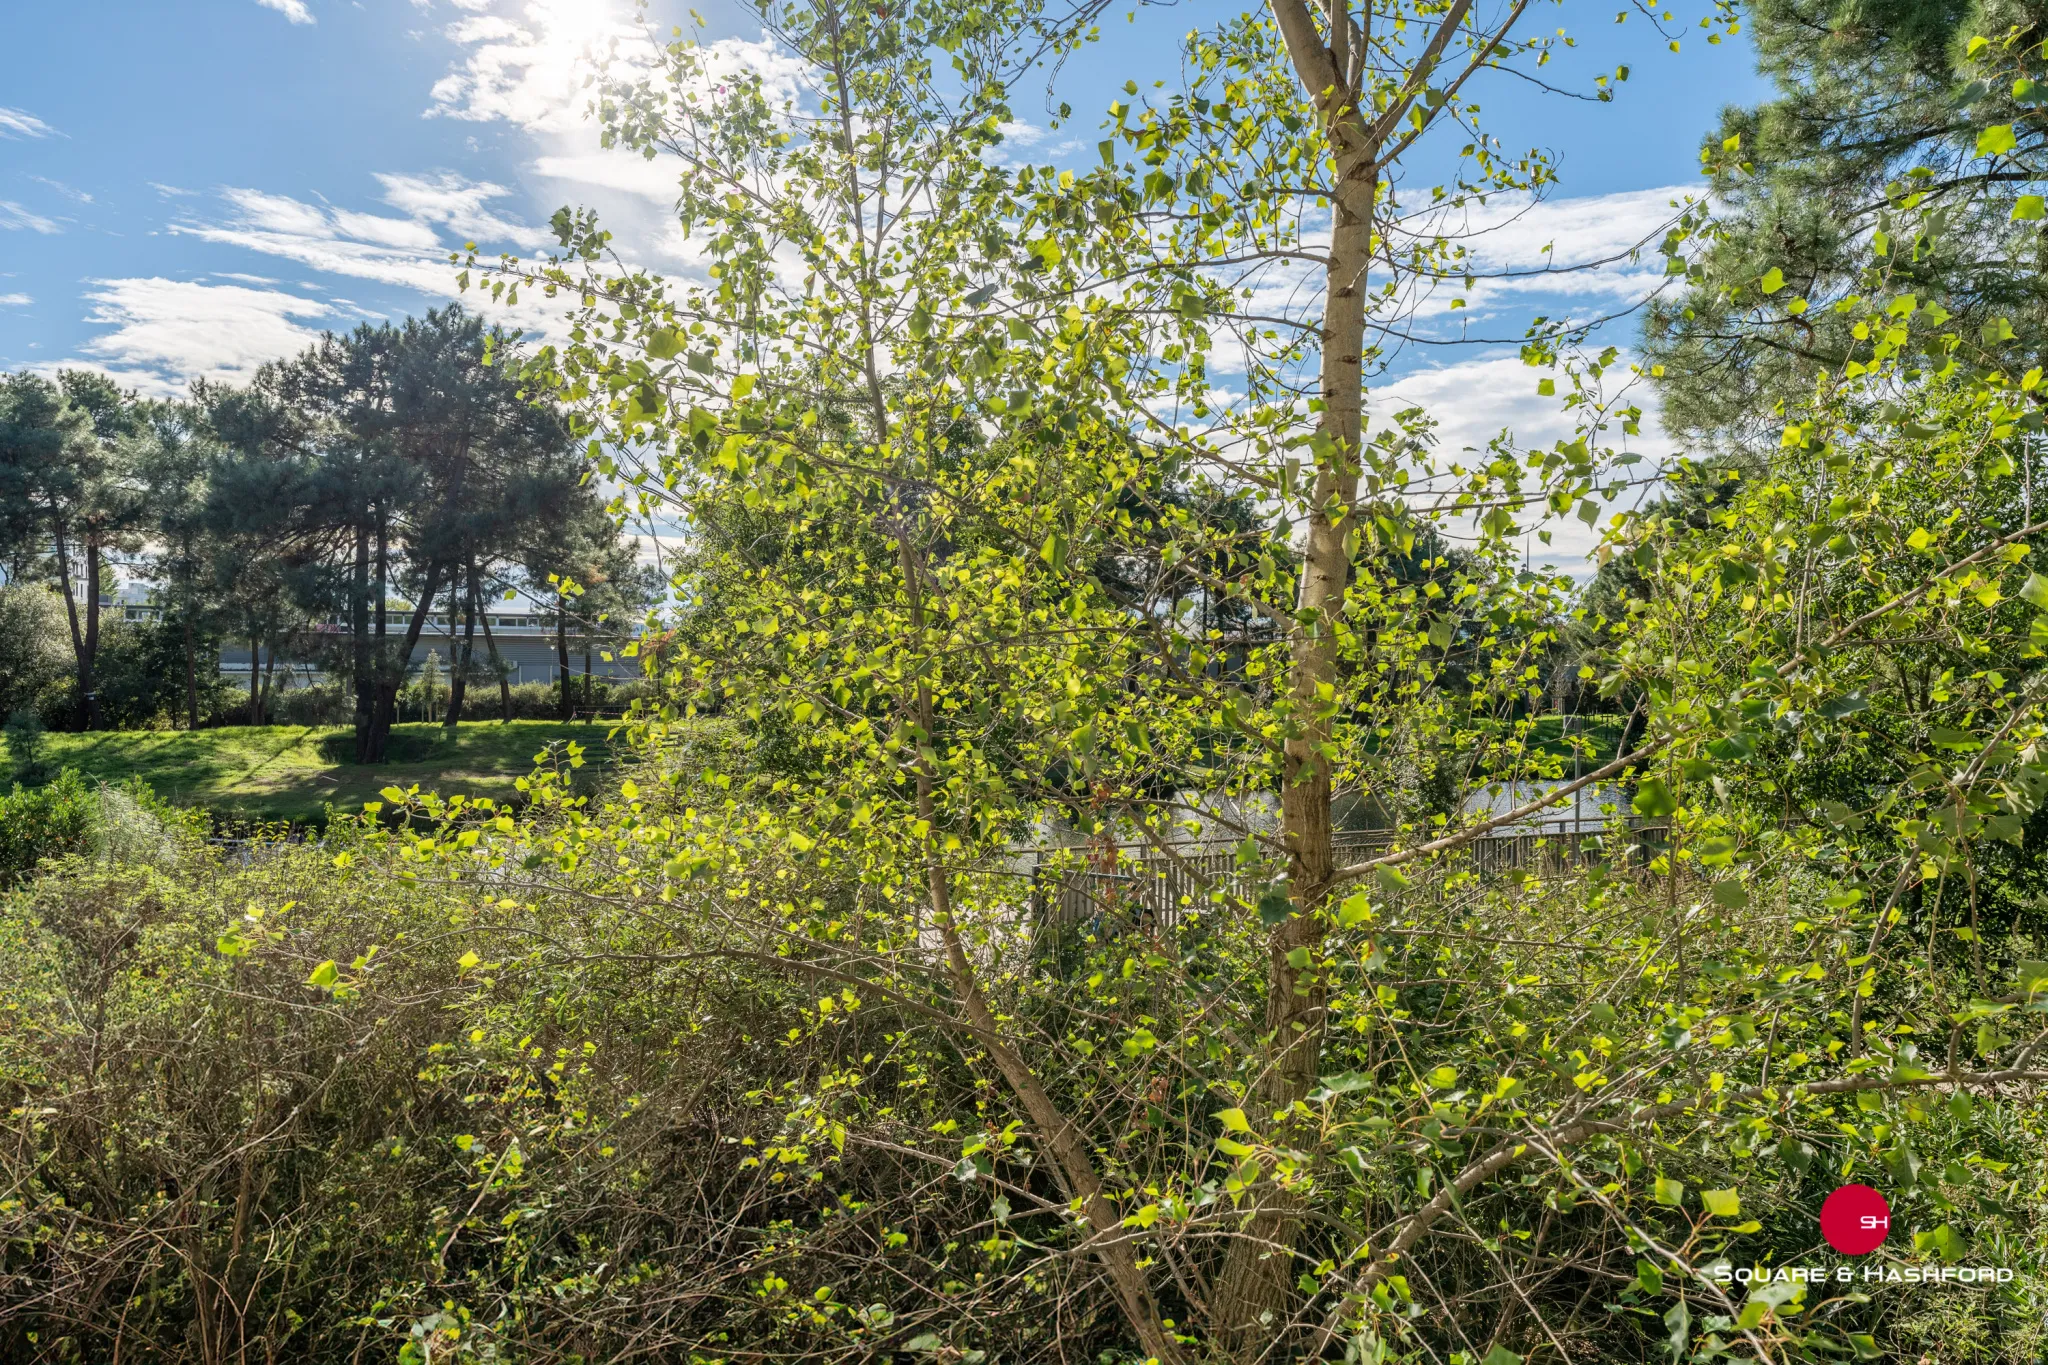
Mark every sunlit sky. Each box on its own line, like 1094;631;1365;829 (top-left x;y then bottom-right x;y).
2;0;1769;568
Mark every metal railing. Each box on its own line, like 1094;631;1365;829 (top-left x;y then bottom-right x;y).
1030;821;1661;936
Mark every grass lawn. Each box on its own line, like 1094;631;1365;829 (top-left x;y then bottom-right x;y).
1;721;623;828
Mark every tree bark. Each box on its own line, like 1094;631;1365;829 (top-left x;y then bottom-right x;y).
1208;0;1382;1347
446;569;478;731
259;636;279;725
353;525;373;761
895;533;1182;1363
365;562;446;763
184;613;199;730
52;520;84;672
472;563;512;721
555;593;572;721
81;535;103;730
51;519;97;731
248;636;262;726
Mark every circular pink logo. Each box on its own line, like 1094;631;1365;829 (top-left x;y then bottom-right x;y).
1819;1184;1890;1254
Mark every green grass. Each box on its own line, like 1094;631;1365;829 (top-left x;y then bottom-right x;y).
1523;713;1630;763
0;721;621;828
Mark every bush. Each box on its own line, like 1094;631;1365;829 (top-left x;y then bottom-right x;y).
405;678;650;721
0;770;98;887
0;587;69;720
3;709;49;785
32;615;242;731
264;682;352;727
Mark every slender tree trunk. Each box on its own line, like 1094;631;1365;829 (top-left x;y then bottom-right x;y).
446;570;478;731
895;534;1181;1362
472;563;512;721
259;637;279;725
81;535;103;730
52;520;84;669
366;562;446;763
1209;5;1382;1343
353;525;373;761
184;613;199;730
364;509;390;757
248;636;262;726
555;594;572;721
51;517;95;733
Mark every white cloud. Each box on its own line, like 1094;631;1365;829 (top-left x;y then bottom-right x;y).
29;175;92;204
73;278;336;396
0;201;61;234
374;170;543;245
0;107;54;139
1392;185;1702;329
1372;349;1674;574
172;175;547;296
0;293;31;308
256;0;315;23
532;151;678;201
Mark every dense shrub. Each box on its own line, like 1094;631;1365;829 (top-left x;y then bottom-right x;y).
3;787;2045;1365
0;587;69;721
0;770;99;887
0;770;200;887
246;681;351;727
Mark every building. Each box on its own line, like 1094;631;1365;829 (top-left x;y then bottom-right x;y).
216;603;640;687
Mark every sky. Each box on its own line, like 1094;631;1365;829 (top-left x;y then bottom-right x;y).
0;0;1771;569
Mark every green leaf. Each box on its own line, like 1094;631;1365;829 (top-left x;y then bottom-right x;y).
1216;1107;1250;1132
307;960;339;990
1216;1135;1256;1157
1978;124;2018;157
1701;1187;1741;1218
1257;885;1295;925
379;786;406;803
1711;881;1749;910
2015;195;2046;222
1040;531;1068;571
1665;1299;1691;1359
644;327;683;359
1819;693;1871;720
1631;778;1678;818
1653;1175;1684;1206
1760;267;1785;294
1481;1349;1523;1365
2020;572;2048;609
458;950;480;972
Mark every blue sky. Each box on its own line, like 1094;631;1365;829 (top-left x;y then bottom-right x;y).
1;0;1769;499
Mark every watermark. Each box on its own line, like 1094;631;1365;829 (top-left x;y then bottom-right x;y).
1819;1183;1889;1255
1710;1263;2017;1285
1704;1184;2018;1288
